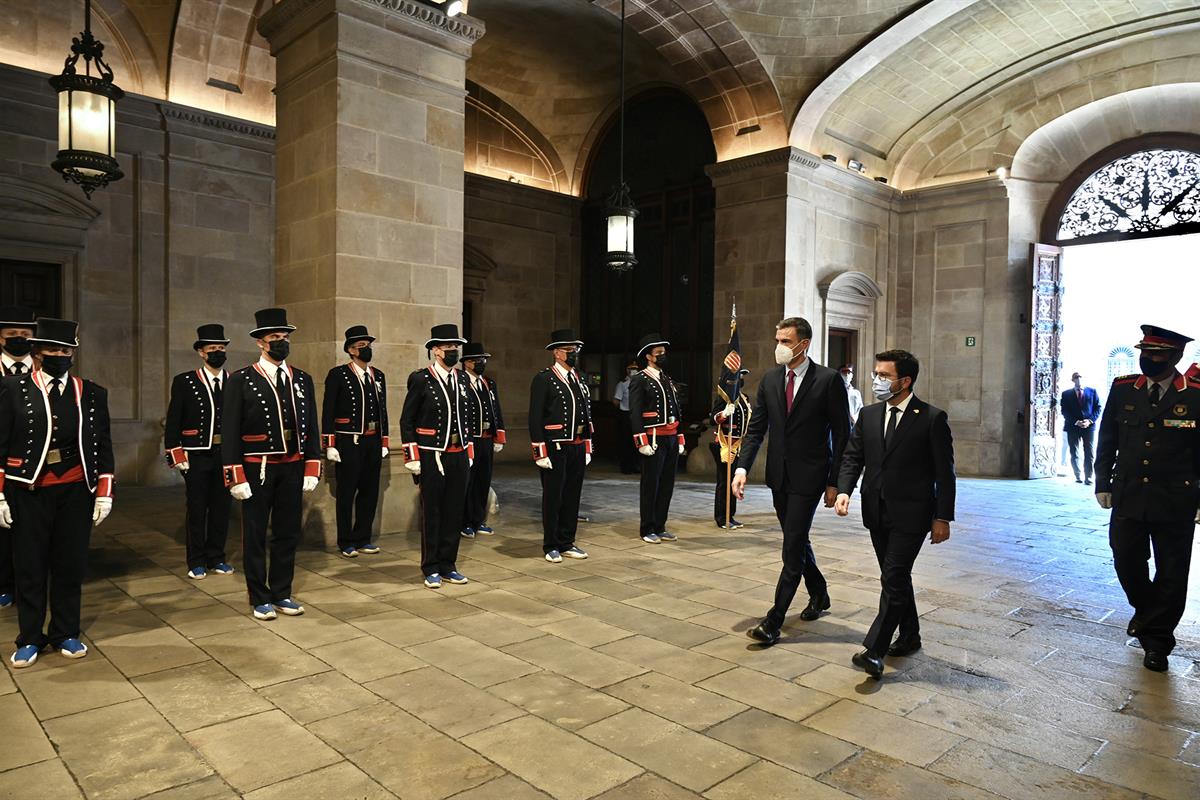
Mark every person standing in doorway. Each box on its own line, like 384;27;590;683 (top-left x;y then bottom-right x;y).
629;334;685;543
461;342;506;538
1059;371;1100;484
731;317;850;646
0;305;36;610
613;361;639;474
710;369;751;529
839;365;863;428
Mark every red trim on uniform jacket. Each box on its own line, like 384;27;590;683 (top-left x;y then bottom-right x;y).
320;434;336;449
531;442;547;460
223;464;247;488
0;468;6;493
166;447;188;468
36;464;85;487
304;459;322;479
382;435;391;448
494;429;506;444
96;474;114;498
402;443;419;463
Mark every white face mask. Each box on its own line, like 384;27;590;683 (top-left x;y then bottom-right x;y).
775;343;798;366
842;373;853;387
872;374;897;401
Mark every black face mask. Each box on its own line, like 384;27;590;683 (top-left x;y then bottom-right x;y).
1140;355;1169;378
653;354;668;371
266;340;290;362
565;351;578;368
41;354;72;378
356;347;373;363
441;349;459;368
4;336;31;357
472;360;487;375
205;351;227;368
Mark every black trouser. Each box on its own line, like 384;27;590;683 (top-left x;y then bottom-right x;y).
862;502;925;654
334;433;383;549
639;438;676;536
8;481;93;649
541;441;585;554
765;490;827;630
184;451;231;570
465;437;495;529
709;443;738;525
0;515;13;597
419;448;469;576
1110;515;1194;655
240;459;302;608
1066;426;1094;480
617;412;638;473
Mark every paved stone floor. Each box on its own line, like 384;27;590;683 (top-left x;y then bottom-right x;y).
1;465;1198;799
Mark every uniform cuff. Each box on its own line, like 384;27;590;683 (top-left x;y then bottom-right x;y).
633;432;649;448
402;443;419;463
165;447;188;468
96;474;114;498
585;440;594;455
677;434;686;446
382;435;391;448
531;442;547;460
467;442;475;461
0;469;7;493
494;430;507;445
223;464;246;488
304;460;322;479
320;434;336;449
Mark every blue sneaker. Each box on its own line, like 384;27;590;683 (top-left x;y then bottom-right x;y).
212;562;235;575
562;546;588;559
253;604;277;620
10;644;40;668
358;544;380;555
187;566;207;580
544;550;562;563
461;527;476;539
274;598;305;616
657;531;677;542
445;571;469;584
0;592;13;608
641;533;661;544
424;573;442;589
340;546;359;558
59;639;88;659
475;525;494;535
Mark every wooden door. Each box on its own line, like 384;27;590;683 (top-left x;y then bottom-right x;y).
1027;243;1063;479
0;260;61;318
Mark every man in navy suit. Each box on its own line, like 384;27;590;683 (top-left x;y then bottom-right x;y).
1060;371;1101;485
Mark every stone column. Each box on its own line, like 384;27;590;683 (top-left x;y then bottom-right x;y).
259;0;484;546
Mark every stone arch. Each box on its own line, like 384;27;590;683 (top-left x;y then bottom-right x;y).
819;270;883;377
0;174;100;229
819;270;883;301
465;81;568;194
169;0;276;124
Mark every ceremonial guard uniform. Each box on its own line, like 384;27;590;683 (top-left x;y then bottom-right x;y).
322;325;389;557
165;324;234;579
629;334;685;543
0;305;37;609
529;329;592;562
0;318;114;668
222;308;321;620
461;342;506;537
399;324;473;588
1095;325;1200;671
710;371;752;528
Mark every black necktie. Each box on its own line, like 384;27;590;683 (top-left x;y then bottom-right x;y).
885;406;900;448
1149;383;1161;407
50;378;62;402
213;377;221;395
9;363;25;376
276;368;288;398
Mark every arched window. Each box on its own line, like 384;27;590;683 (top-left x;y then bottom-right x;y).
1106;346;1136;387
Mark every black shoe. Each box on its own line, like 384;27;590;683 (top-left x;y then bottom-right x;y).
729;518;744;529
1074;478;1083;484
1084;479;1092;485
799;593;831;621
887;637;922;657
1143;651;1168;672
747;621;780;646
852;649;884;679
1127;616;1141;637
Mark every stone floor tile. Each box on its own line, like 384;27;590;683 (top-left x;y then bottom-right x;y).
686;588;772;618
260;606;366;650
0;692;55;770
461;589;577;626
389;592;483;622
45;698;212;800
0;758;84;798
1081;740;1200;799
350;609;453;648
706;709;859;775
593;773;704;799
155;602;260;638
94;625;210;678
441;774;552;799
597;635;734;684
603;672;747;730
804;699;963;766
795;662;935;714
622;591;712;620
496;576;594;605
365;666;525;738
184;709;341;793
690;633;826;679
503;634;647;688
192;628;329;688
561;575;653;601
579;708;756;791
241;761;394;800
562;596;722;649
293;585;385;620
823;750;1007;800
131;660;273;732
487;671;629;730
258;670;380;724
698;666;838;721
442;611;547;647
461;715;643;800
930;739;1144;800
109;573;193;598
14;657;141;719
703;761;857;800
139;775;241;799
83;608;165;641
538;615;636;647
404;634;541;687
308;635;426;683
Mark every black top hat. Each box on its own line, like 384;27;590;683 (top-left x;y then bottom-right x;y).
462;342;491;360
546;329;583;350
193;323;230;350
30;318;80;348
343;324;376;352
0;306;35;329
250;308;296;338
425;323;466;350
636;333;670;359
1135;324;1193;351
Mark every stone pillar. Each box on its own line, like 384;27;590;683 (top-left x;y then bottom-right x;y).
259;0;484;546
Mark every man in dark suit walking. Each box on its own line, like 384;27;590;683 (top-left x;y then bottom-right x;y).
1059;371;1100;484
835;349;955;679
731;317;850;645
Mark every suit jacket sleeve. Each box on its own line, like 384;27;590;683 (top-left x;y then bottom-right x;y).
628;375;647;440
399;371;422;453
826;372;851;486
527;374;547;459
837;411;866;496
321;369;338;439
1094;382;1120;493
1088;389;1101;422
164;373;185;451
491;378;506;439
931;409;955;521
380;371;390;448
302;374;321;464
221;373;246;484
736;376;769;474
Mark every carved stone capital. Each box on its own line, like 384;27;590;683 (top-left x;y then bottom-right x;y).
259;0;485;55
705;147;822;182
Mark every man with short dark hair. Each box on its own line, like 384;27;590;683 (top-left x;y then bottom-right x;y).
836;349;955;679
1059;371;1100;484
732;316;850;645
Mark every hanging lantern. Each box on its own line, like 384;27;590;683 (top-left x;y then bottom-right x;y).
605;182;638;271
49;0;124;198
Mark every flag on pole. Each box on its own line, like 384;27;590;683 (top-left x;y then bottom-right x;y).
717;302;742;403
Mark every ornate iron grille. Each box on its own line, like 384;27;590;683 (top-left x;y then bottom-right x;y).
1057;148;1200;240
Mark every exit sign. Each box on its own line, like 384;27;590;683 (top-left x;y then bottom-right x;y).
965;336;976;347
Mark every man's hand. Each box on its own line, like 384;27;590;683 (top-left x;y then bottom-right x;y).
834;493;851;516
824;486;838;508
1081;419;1092;428
535;457;553;470
731;472;747;500
678;444;686;456
326;447;341;462
585;453;592;466
930;519;950;544
230;482;252;501
404;460;421;475
721;403;735;419
1195;508;1199;525
174;461;190;473
302;476;319;493
381;446;389;458
494;443;504;454
93;497;113;526
638;445;655;457
1096;492;1113;509
0;495;12;528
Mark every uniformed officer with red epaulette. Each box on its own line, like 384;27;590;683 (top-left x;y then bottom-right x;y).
165;324;234;581
322;325;389;559
221;308;321;621
711;368;752;529
629;333;685;544
460;342;506;538
399;324;474;589
529;329;592;563
1095;324;1200;672
0;318;114;668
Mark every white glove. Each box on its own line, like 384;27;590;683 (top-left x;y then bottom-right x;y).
93;497;112;526
535;457;553;469
404;460;421;475
174;461;190;473
0;496;11;528
326;448;341;463
303;476;319;493
469;458;474;468
678;444;686;455
494;443;504;454
230;482;252;501
1096;492;1113;510
1195;508;1200;525
722;404;735;419
381;447;389;458
638;445;655;457
585;453;592;466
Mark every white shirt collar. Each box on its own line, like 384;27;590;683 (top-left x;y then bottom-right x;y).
432;361;453;382
350;360;369;380
644;365;661;380
788;357;811;379
202;365;224;384
39;370;70;392
887;392;914;415
258;356;288;382
553;362;574;380
2;352;33;372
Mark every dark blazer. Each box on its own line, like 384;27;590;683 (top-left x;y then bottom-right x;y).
164;368;227;467
736;360;850;494
220;361;321;487
1059;385;1101;430
464;372;507;444
320;363;389;449
527;365;593;460
628;369;683;449
398;365;473;463
837;395;955;533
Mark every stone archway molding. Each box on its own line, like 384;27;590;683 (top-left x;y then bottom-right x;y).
819;270;883;301
0;175;101;230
